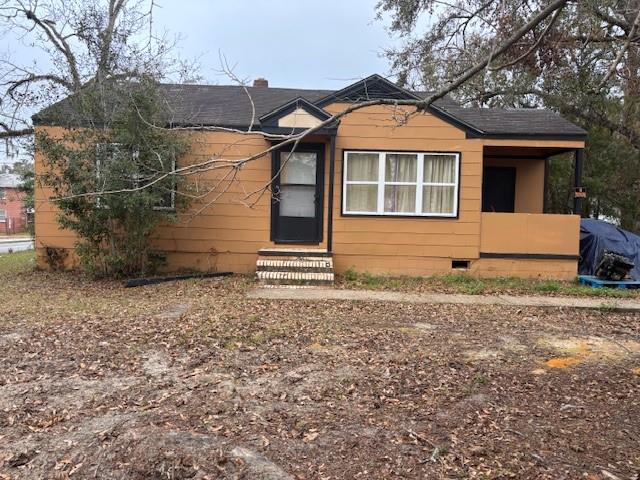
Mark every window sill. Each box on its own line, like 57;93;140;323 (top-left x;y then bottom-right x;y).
341;212;458;219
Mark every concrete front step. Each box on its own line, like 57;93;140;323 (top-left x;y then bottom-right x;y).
256;248;334;287
256;258;333;273
256;270;334;287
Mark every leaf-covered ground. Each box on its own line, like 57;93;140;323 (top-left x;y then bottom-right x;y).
1;257;639;479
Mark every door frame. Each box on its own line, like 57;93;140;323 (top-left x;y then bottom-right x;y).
270;143;325;244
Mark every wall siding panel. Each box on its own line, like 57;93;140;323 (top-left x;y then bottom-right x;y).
34;103;584;278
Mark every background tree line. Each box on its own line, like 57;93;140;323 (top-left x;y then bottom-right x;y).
377;0;640;231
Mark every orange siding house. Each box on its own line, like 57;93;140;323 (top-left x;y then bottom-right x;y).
33;75;587;281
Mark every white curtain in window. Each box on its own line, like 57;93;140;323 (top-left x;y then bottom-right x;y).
385;185;415;213
346;153;379;212
346;185;377;212
423;155;455;214
424;155;455;183
386;154;417;182
347;153;378;181
423;186;454;214
384;154;417;213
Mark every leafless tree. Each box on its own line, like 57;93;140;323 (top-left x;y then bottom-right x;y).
0;0;194;139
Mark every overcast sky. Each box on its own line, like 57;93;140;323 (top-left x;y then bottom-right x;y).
0;0;402;167
152;0;399;89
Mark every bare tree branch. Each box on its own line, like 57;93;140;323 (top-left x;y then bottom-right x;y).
597;7;640;90
57;0;568;203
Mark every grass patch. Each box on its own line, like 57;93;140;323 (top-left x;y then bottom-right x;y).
534;280;562;293
0;250;36;275
339;268;638;298
440;273;487;294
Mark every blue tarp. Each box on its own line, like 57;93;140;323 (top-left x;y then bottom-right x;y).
580;219;640;280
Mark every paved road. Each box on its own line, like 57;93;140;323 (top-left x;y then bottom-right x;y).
0;239;34;254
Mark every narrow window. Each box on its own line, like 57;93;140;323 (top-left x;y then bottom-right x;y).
0;209;6;221
422;154;458;216
344;152;379;213
384;153;418;214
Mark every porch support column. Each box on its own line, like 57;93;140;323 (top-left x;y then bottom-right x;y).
573;148;585;217
327;134;336;252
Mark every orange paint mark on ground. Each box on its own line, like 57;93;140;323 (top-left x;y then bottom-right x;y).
545;356;583;368
543;339;593;369
633;368;640;376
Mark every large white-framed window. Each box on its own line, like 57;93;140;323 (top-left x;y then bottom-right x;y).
343;150;460;217
0;209;6;222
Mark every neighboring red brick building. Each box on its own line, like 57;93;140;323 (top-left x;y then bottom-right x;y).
0;174;26;234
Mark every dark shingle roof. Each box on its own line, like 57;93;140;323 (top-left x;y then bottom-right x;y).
157;84;461;127
159;84;334;128
435;105;587;138
33;79;586;139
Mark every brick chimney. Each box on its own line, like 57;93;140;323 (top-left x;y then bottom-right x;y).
253;78;269;88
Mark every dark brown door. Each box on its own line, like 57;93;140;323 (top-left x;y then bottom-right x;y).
482;167;516;213
271;144;325;243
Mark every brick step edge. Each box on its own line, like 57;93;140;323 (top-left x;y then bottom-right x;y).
256;271;334;287
257;271;334;281
257;266;333;273
258;279;334;287
257;260;333;273
257;255;332;262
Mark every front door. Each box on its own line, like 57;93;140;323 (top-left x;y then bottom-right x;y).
482;166;516;213
271;144;325;243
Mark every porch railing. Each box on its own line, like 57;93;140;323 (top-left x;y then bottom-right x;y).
480;213;580;258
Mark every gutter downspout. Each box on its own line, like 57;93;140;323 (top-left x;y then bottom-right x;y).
327;134;336;253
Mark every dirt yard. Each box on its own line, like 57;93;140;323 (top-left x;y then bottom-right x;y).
1;256;639;479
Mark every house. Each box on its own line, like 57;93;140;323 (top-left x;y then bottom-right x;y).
0;173;27;235
33;74;587;283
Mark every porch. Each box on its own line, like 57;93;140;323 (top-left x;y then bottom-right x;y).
476;144;584;279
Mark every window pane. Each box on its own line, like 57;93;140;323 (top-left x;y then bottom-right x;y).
0;209;5;220
423;186;455;214
347;153;378;181
424;155;456;183
385;154;417;182
280;152;316;185
279;185;315;217
154;188;175;209
384;185;416;213
346;184;377;212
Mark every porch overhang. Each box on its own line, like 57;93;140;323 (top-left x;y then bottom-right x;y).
481;139;587;216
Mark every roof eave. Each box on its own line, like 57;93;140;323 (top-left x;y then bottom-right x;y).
478;132;588;141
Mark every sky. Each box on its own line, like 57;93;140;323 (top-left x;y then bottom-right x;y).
0;0;403;166
151;0;400;89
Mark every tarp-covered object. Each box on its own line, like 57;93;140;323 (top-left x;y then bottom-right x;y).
580;219;640;280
